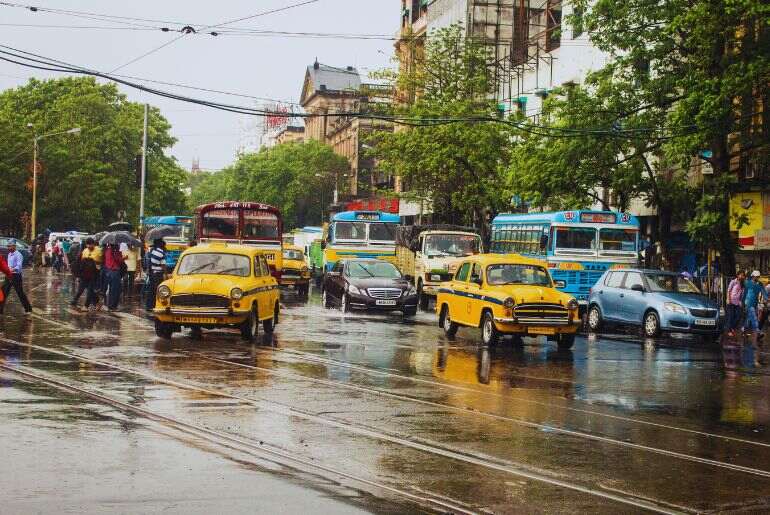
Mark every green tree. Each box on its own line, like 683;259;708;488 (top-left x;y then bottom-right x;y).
369;25;515;242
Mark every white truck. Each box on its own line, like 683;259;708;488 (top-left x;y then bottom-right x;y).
395;225;482;310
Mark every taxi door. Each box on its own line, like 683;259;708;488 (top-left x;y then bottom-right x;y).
451;262;472;326
466;263;485;326
254;254;272;320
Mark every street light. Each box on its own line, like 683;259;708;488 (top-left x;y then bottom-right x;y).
28;125;81;239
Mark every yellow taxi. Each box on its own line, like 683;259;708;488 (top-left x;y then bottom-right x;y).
153;242;280;341
435;254;580;348
279;246;311;296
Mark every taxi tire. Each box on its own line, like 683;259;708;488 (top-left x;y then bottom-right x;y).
263;304;279;333
240;309;258;341
481;312;500;346
154;319;173;340
440;305;458;337
556;333;575;350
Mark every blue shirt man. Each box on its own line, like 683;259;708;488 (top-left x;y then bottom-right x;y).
7;245;23;275
743;270;767;333
1;241;32;313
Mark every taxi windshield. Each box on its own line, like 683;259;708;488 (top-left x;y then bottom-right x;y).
177;253;250;277
283;249;304;261
486;264;551;286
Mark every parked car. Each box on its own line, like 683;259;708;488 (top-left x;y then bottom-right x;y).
152;242;280;341
435;254;580;348
0;237;32;267
322;258;418;316
587;268;720;340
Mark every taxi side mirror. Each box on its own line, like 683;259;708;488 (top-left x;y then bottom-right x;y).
471;276;483;287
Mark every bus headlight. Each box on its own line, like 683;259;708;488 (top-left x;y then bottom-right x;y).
157;285;171;299
567;299;579;311
503;297;515;309
230;287;244;300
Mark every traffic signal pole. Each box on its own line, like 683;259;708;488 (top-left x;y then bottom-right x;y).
139;103;148;233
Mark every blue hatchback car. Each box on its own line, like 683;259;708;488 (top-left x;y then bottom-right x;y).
587;268;720;340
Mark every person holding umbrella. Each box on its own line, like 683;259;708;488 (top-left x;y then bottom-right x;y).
1;241;32;314
145;238;167;311
71;237;101;309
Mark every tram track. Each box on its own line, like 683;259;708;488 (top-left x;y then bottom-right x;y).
0;337;691;514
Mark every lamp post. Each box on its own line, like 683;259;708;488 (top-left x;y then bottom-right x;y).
27;126;81;239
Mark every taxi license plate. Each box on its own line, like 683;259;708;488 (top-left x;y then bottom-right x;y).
376;300;397;306
173;316;217;324
529;326;556;335
694;318;716;326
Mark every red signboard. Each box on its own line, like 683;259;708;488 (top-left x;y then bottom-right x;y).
580;212;617;223
345;198;399;214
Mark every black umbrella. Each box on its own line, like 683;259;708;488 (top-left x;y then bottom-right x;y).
100;231;141;247
145;225;180;242
108;221;132;232
92;231;108;243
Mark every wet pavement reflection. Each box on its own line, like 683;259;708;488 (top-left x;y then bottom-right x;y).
1;270;770;513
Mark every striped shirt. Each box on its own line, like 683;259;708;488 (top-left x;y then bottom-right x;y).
148;247;167;273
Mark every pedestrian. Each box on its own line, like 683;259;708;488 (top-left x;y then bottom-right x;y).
725;270;746;338
51;239;62;272
1;241;32;314
0;251;14;306
61;238;71;271
743;270;766;348
122;243;139;298
103;243;125;311
145;238;167;311
71;237;101;309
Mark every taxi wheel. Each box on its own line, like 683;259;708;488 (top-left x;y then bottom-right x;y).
189;326;203;340
240;308;258;341
556;333;575;350
154;319;173;340
440;305;458;337
263;304;279;333
481;312;500;345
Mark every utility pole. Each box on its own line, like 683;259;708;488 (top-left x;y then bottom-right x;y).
31;137;38;240
139;103;148;232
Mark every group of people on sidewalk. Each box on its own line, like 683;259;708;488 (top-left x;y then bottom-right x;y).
725;270;769;349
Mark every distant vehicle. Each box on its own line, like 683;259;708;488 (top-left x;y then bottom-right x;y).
323;211;400;273
435;254;580;348
45;231;88;265
395;225;481;310
0;237;32;267
144;215;193;269
280;246;310;295
322;258;418;317
195;201;283;277
490;210;640;313
587;268;720;341
152;242;280;341
294;226;323;264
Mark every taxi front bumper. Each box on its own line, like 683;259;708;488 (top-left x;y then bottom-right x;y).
494;317;581;335
154;307;251;326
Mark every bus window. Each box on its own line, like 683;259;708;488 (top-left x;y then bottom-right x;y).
335;222;366;240
202;209;238;239
599;228;637;252
555;227;596;250
369;223;397;242
243;210;279;239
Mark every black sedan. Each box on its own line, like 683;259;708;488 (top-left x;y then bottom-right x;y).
322;259;418;316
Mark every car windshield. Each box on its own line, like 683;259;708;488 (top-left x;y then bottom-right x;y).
177;253;250;277
486;264;551;286
283;249;304;261
555;227;596;250
368;223;397;242
347;261;401;279
599;228;638;252
335;222;366;241
645;273;701;293
425;234;480;257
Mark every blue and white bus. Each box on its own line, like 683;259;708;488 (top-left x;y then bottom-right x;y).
323;211;400;272
491;211;640;308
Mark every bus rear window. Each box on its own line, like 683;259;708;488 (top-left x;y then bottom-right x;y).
599;229;637;252
243;210;279;239
202;209;238;239
555;227;596;250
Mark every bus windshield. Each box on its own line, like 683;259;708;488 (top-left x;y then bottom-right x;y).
555;227;596;250
425;234;480;257
335;222;367;241
243;210;279;239
369;223;397;242
599;228;637;253
486;264;551;286
201;209;238;239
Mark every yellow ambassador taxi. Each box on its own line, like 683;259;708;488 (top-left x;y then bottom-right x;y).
436;254;580;349
153;242;280;341
279;246;311;296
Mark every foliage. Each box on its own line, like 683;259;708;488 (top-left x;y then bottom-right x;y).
0;77;188;236
369;25;515;240
188;140;347;230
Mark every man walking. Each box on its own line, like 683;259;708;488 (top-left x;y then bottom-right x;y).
145;239;167;311
71;237;100;309
743;270;766;347
725;270;745;338
1;241;32;314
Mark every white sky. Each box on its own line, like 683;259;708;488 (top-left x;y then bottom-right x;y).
0;0;398;171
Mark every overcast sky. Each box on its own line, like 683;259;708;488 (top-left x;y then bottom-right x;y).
1;0;397;171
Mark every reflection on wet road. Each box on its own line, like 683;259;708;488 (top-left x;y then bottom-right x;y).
2;271;770;513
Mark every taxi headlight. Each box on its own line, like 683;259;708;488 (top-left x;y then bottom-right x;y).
567;299;579;311
230;287;244;300
664;302;686;314
157;285;171;299
503;297;515;309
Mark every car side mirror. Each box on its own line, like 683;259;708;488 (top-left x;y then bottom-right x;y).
471;277;483;287
631;284;645;293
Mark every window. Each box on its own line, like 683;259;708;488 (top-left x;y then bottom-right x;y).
486;264;551;286
178;253;250;277
369;223;397;242
424;234;480;257
283;249;304;261
555;227;596;250
201;209;238;239
243;210;279;239
335;222;366;240
599;229;637;252
470;263;482;283
456;262;471;282
605;272;625;288
572;5;584;38
645;273;701;294
347;261;401;279
623;272;645;290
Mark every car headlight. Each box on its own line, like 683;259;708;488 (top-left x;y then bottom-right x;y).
567;299;579;311
230;287;244;300
664;302;686;314
503;297;515;309
157;285;171;299
348;284;362;295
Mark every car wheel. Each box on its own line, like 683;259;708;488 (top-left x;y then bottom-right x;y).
322;290;332;309
556;333;575;350
643;310;660;338
481;312;500;345
154;319;173;340
264;303;279;333
189;326;203;340
340;293;350;313
587;305;603;332
403;306;417;318
418;281;430;311
440;305;458;337
240;308;258;341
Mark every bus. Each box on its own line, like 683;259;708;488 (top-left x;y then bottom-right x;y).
143;215;193;269
323;211;400;273
490;210;640;309
195;201;283;275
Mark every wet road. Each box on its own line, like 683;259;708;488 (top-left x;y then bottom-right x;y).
2;271;770;513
